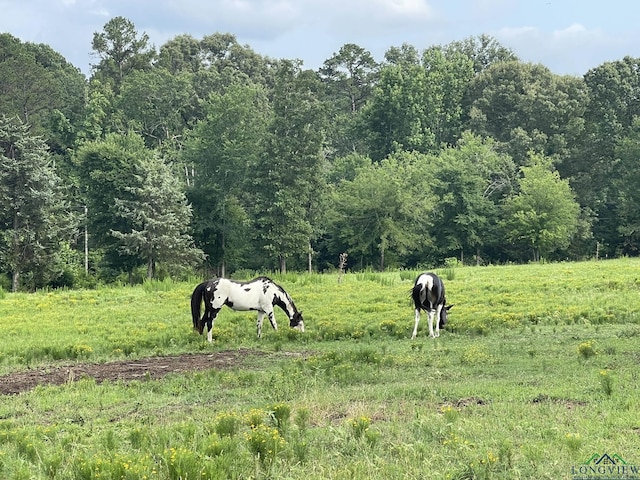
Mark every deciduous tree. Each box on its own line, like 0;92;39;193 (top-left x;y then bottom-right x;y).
500;154;580;261
251;61;326;272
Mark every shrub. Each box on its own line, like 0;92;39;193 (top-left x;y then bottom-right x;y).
214;412;241;438
269;402;291;432
577;340;597;359
245;424;286;466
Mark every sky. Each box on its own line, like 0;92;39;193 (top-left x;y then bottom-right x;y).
1;0;639;78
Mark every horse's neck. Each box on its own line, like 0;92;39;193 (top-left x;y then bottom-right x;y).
273;289;295;318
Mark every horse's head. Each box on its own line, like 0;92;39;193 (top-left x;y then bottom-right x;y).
439;304;453;329
290;311;305;333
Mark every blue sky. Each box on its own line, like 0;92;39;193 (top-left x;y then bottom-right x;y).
1;0;638;77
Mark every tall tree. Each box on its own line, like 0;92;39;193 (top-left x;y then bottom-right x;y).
185;81;271;275
156;34;203;74
319;43;378;114
384;43;420;67
118;68;197;149
421;46;475;146
77;79;117;143
252;61;326;272
319;44;378;158
90;16;155;92
110;153;203;279
329;153;435;270
465;61;587;165
364;63;436;160
444;35;518;74
363;47;474;161
0;33;86;138
611;120;640;255
500;154;581;261
0;115;74;291
427;132;516;264
76;131;148;279
576;56;640;256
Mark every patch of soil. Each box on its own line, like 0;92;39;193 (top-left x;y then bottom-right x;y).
0;349;269;395
531;393;588;409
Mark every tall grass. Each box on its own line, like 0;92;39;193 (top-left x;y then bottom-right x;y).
2;258;640;369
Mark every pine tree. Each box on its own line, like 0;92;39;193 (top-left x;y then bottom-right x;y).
0;115;75;291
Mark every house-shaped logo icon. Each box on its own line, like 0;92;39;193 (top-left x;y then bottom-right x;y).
585;453;627;466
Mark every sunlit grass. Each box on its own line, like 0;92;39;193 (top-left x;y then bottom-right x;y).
1;259;640;478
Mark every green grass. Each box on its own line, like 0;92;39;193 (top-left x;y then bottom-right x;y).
1;259;640;478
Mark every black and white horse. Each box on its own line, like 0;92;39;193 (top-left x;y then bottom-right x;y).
191;276;305;342
411;272;453;339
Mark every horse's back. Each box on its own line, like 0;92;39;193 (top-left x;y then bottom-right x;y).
413;272;445;309
216;277;271;311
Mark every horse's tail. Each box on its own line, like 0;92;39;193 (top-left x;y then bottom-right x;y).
410;281;422;310
191;281;208;330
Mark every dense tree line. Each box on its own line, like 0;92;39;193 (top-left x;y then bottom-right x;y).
1;17;639;290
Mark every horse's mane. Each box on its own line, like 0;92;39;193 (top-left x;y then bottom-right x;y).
267;278;297;313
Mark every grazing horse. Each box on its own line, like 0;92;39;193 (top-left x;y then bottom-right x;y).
191;276;305;342
411;272;453;339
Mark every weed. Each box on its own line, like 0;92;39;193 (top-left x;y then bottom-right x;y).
441;404;459;424
564;432;582;452
269;402;291;432
460;344;493;365
245;424;286;466
348;415;371;440
577;340;598;359
163;446;203;479
599;369;614;396
215;411;242;438
291;433;310;464
244;408;266;429
294;407;310;433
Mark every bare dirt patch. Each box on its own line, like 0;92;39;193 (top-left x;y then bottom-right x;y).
0;349;272;395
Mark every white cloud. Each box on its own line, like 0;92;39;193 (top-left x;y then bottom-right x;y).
492;22;631;75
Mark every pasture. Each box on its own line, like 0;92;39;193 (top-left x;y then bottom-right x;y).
0;259;639;479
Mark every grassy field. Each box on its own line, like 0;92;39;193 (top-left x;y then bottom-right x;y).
0;259;639;479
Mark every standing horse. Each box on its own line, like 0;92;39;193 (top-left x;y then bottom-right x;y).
191;276;304;342
411;272;453;339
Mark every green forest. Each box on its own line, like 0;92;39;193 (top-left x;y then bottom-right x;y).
2;16;640;291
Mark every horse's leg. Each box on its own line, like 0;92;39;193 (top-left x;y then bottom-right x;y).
265;306;278;331
207;308;220;343
433;305;443;338
427;309;436;338
412;309;421;339
256;312;265;338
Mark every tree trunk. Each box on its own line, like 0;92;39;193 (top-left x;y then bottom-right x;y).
279;256;286;274
307;240;313;273
221;230;226;278
11;270;19;293
11;213;20;292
